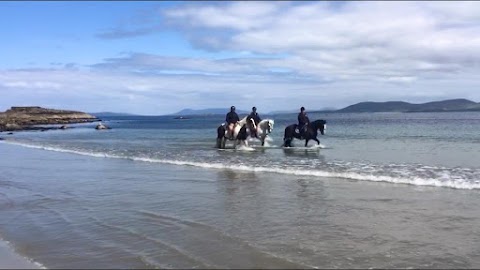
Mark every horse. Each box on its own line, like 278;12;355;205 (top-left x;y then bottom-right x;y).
216;116;254;149
283;119;327;147
235;123;250;148
247;119;274;146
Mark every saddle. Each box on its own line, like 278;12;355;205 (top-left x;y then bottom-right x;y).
295;124;308;139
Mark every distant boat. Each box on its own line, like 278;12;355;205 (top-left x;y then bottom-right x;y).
173;116;190;120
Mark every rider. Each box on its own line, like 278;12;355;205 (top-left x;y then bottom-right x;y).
297;106;310;138
225;106;240;139
247;106;261;138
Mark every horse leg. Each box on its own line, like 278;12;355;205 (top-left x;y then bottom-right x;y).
314;138;320;145
217;126;226;148
305;139;309;147
217;137;224;149
239;139;247;148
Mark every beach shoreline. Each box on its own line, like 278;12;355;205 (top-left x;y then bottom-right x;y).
0;238;43;269
1;137;480;268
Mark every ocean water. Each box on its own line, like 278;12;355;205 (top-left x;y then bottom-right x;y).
1;112;480;268
5;112;480;189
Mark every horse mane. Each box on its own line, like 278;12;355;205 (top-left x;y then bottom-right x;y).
259;119;274;126
311;119;326;124
237;116;248;126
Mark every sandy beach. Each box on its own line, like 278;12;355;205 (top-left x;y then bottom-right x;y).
0;239;42;269
1;140;480;268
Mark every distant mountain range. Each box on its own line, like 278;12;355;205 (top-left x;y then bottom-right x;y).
172;108;249;115
90;112;138;117
336;98;480;113
90;99;480;117
172;99;480;115
173;107;336;115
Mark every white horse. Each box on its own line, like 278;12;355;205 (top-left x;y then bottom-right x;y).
216;116;255;149
247;119;274;146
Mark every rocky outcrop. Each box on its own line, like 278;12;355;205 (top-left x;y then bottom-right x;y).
95;123;111;130
0;106;99;132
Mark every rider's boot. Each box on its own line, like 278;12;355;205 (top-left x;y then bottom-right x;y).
301;126;308;139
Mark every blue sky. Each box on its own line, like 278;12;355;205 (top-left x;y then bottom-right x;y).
1;1;480;115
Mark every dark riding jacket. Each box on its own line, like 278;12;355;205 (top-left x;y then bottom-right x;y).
226;111;240;124
298;112;310;127
247;112;261;125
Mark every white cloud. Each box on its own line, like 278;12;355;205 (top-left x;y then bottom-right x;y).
2;81;62;89
164;2;284;31
2;2;480;114
163;1;480;81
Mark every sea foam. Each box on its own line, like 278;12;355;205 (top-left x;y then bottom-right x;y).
3;140;480;190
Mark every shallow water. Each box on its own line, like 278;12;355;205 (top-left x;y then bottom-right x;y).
1;112;480;268
5;112;480;189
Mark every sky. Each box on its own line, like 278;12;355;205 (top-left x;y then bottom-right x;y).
1;1;480;115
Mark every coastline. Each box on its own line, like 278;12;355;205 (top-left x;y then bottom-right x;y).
0;239;43;269
0;106;99;133
1;142;480;268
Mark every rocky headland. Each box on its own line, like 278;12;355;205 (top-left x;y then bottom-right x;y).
0;106;99;132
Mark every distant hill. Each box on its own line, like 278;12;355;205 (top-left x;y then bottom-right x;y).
336;99;480;113
170;99;480;116
271;107;337;115
90;112;138;117
268;110;297;115
172;108;249;116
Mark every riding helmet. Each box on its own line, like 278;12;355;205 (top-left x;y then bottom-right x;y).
301;107;305;111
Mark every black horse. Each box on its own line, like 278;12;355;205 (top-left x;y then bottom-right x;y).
283;119;327;147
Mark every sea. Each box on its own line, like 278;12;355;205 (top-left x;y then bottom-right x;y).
1;111;480;268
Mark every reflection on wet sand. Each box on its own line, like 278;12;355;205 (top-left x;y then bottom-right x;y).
218;168;258;181
282;148;323;158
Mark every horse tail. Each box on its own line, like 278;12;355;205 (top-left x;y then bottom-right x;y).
216;125;226;148
283;126;290;147
217;124;227;139
283;124;291;141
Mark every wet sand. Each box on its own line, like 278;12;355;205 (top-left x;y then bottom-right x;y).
1;142;480;268
0;240;41;269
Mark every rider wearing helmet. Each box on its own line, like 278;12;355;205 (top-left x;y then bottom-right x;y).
297;106;310;138
247;106;262;138
226;106;240;139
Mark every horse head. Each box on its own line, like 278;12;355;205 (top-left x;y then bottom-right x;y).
266;119;274;133
257;119;274;134
314;120;327;135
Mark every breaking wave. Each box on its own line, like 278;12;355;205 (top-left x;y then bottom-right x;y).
3;140;480;190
